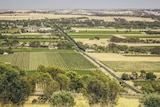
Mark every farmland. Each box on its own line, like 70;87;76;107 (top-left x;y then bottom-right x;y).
0;52;96;70
87;53;160;72
67;30;141;39
102;61;160;72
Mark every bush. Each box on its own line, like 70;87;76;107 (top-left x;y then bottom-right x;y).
140;93;160;107
49;91;76;107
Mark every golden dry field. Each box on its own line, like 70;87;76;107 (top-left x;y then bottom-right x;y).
75;39;109;46
23;96;139;107
75;38;160;47
0;13;156;22
87;53;160;62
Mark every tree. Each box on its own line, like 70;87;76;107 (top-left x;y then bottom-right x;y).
0;64;33;107
121;73;130;80
130;71;138;80
146;72;157;80
140;93;160;107
49;91;76;107
85;71;120;107
66;71;83;92
139;70;146;79
108;43;117;53
37;72;60;98
56;73;70;90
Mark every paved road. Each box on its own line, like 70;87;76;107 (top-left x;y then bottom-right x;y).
56;25;141;94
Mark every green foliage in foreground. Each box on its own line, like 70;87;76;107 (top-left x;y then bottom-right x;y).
140;93;160;107
36;65;120;107
0;63;35;107
49;91;76;107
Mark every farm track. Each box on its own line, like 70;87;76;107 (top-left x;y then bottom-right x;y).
57;25;141;93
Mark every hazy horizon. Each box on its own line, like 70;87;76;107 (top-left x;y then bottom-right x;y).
0;0;160;10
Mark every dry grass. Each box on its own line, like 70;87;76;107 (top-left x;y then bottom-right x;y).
23;96;139;107
75;39;109;46
0;13;156;22
88;53;160;62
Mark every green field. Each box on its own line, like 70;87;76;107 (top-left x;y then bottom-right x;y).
68;31;141;34
12;48;74;52
67;30;141;38
0;28;20;33
0;52;96;70
68;34;113;38
102;61;160;72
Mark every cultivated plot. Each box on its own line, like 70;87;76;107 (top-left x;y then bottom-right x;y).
0;52;96;70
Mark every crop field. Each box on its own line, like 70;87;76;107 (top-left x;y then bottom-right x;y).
0;52;96;70
0;28;20;33
68;31;141;35
101;61;160;72
69;34;113;38
67;30;141;39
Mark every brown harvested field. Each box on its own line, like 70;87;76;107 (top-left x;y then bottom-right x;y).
75;39;109;46
75;38;160;47
88;16;155;22
87;53;160;62
0;13;83;20
0;13;156;22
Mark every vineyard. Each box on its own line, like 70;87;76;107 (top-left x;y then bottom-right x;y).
0;52;96;70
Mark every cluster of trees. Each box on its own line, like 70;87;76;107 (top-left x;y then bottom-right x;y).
77;41;157;54
110;36;160;44
140;93;160;107
1;39;19;47
107;43;160;54
121;70;157;80
36;65;121;107
145;31;160;34
0;48;13;54
29;41;73;49
0;64;35;107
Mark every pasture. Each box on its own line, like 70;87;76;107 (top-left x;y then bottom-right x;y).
0;52;96;70
102;61;160;72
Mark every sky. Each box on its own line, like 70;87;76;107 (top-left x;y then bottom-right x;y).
0;0;159;10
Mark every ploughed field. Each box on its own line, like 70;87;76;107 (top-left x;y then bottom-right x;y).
0;51;96;71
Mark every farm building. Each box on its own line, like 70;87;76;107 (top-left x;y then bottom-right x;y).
39;27;52;31
85;48;95;52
